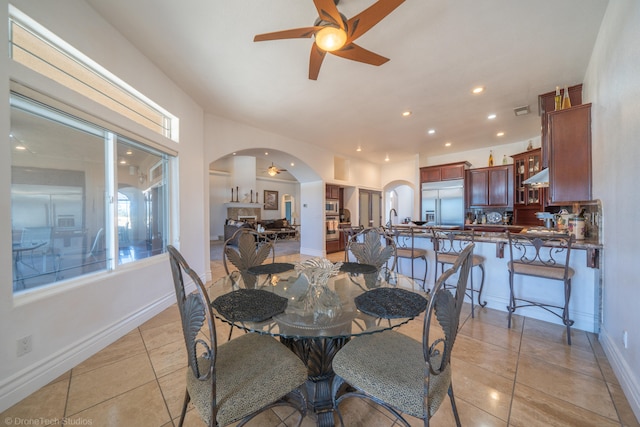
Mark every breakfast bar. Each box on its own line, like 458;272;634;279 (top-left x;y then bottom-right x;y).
391;225;602;333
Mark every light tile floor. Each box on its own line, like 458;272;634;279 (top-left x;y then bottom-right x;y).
2;251;638;427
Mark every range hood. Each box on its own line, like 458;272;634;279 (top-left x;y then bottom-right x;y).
523;168;549;187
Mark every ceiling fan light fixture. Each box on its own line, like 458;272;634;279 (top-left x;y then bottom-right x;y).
315;26;347;52
267;166;278;176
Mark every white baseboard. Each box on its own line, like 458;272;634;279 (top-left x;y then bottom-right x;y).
0;292;176;412
599;326;640;422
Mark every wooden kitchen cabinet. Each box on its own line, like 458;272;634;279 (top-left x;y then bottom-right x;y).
420;161;470;183
326;184;340;199
466;165;513;208
539;84;583;168
547;104;592;205
511;148;545;226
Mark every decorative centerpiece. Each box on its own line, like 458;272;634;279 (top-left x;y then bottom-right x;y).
295;257;343;322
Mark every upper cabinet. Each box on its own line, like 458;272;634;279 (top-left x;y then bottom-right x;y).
326;184;340;200
466;165;513;208
538;84;592;206
511;148;545;225
539;84;583;168
547;104;592;205
420;161;470;183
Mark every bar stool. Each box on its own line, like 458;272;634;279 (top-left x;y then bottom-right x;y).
432;228;486;317
506;231;575;345
391;226;428;290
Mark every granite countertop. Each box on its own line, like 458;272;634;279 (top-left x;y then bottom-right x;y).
471;230;602;250
393;224;602;250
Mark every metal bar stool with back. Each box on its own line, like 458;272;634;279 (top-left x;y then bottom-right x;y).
432;228;486;317
506;231;575;345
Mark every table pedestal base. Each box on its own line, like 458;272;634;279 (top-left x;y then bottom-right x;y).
280;336;350;427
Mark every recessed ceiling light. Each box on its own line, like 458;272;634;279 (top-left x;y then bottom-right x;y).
497;132;505;137
427;129;436;135
119;159;127;164
15;145;26;150
126;150;133;155
472;86;485;94
402;111;411;117
488;114;497;120
290;162;295;167
265;152;269;155
232;152;236;155
356;146;362;152
384;154;390;162
445;142;452;147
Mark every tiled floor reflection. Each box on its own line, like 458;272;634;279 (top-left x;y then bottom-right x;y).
2;251;638;427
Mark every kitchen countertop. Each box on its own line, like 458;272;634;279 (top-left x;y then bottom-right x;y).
391;224;602;250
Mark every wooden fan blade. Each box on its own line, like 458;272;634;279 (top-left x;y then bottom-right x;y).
313;0;346;29
347;0;405;42
332;43;389;66
254;27;320;42
309;43;327;80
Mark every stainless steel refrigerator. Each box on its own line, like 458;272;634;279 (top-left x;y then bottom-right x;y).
421;180;465;226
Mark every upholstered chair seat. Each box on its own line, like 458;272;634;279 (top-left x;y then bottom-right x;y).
187;334;308;426
333;331;450;419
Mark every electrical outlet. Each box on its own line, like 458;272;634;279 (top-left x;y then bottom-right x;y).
623;330;628;349
16;335;32;357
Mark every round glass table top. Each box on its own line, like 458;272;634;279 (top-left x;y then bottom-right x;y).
208;266;428;340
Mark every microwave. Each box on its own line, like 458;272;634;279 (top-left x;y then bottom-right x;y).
325;199;339;215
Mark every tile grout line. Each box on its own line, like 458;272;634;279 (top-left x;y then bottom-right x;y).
587;332;625;425
505;314;525;426
139;325;178;427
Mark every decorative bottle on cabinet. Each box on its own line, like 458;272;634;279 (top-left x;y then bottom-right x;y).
488;150;494;167
562;85;572;109
554;86;562;111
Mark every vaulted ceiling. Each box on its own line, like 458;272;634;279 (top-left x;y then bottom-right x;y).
85;0;609;166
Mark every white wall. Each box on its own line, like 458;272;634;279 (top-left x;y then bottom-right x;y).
0;0;206;411
203;114;383;256
421;137;542;169
583;0;640;419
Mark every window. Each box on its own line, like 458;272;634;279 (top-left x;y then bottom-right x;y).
8;8;176;294
8;5;178;141
10;92;171;293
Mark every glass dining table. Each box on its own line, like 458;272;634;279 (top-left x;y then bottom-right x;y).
207;261;429;427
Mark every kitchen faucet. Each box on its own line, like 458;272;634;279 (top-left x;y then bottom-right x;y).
387;208;398;228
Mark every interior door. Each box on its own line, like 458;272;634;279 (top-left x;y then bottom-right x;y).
359;191;370;227
371;192;381;228
358;190;382;228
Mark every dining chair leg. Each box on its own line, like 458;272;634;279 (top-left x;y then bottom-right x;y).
469;270;476;318
178;389;190;427
448;384;462;427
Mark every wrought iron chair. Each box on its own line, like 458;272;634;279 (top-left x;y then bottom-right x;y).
346;227;398;289
432;229;486;317
342;224;363;262
222;228;275;289
506;231;575;345
167;245;307;427
391;226;429;289
332;244;474;427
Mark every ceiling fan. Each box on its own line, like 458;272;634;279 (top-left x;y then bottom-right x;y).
266;163;288;176
254;0;405;80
